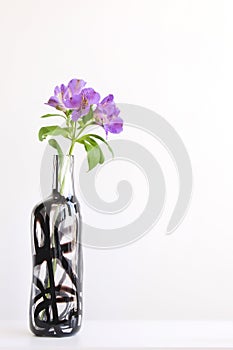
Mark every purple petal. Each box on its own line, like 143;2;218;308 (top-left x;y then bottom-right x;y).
60;84;66;93
81;88;100;105
103;103;115;116
79;105;92;118
47;96;59;107
54;86;60;95
93;106;105;124
104;117;123;134
101;94;114;105
68;79;86;95
114;106;120;117
71;106;92;121
54;84;67;97
45;96;61;108
99;94;117;116
64;94;82;109
71;110;82;121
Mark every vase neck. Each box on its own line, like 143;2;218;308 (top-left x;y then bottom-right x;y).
52;155;75;199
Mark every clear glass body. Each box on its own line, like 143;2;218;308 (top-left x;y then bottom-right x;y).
29;155;83;337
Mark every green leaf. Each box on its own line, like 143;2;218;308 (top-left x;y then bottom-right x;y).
83;133;114;157
99;145;105;164
82;107;94;125
84;141;101;171
85;137;105;165
77;137;104;171
48;139;63;158
76;138;85;145
76;135;108;171
78;119;84;128
38;126;70;141
40;113;66;119
84;136;97;147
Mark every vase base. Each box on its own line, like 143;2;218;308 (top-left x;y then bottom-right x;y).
30;324;82;338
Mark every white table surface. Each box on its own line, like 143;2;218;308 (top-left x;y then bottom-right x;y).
1;320;233;349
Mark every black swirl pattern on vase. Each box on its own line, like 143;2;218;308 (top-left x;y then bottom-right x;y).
29;193;83;337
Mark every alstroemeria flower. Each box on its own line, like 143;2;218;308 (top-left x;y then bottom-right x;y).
71;88;100;121
45;80;122;132
63;79;86;109
67;78;86;95
46;84;67;111
46;79;87;111
41;79;123;171
94;94;123;135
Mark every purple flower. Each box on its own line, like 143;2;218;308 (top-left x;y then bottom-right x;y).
45;80;122;131
71;88;100;121
63;79;87;109
94;94;123;135
46;84;67;111
46;79;87;111
67;79;86;95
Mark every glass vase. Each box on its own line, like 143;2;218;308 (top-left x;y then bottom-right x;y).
29;155;83;337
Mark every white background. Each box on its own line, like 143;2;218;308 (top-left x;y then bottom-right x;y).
0;0;232;324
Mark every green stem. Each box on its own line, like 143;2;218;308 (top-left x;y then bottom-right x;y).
41;156;72;321
68;141;75;156
41;111;76;321
67;121;78;156
68;121;94;155
60;156;71;195
76;121;94;138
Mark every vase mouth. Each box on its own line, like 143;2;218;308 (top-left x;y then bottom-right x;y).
53;154;74;158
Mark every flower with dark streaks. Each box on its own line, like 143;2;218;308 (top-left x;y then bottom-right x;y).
41;78;123;171
71;88;100;121
46;84;67;111
46;79;87;111
94;94;123;135
63;79;86;109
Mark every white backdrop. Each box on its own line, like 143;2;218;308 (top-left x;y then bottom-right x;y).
0;0;232;322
